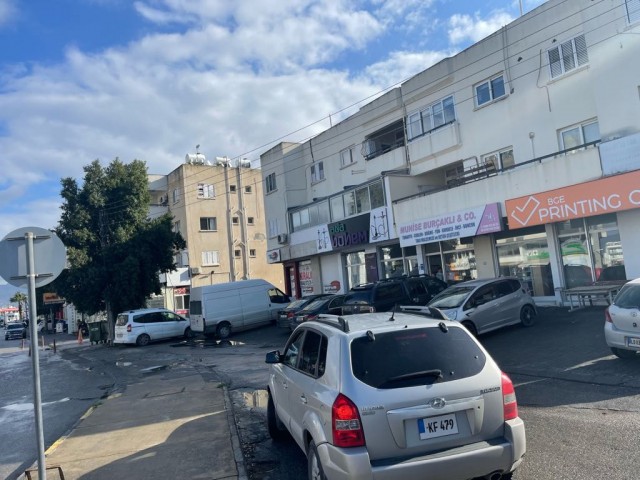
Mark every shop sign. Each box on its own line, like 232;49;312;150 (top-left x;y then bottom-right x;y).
43;292;65;304
398;203;502;248
299;261;313;295
267;248;281;263
174;287;189;295
317;213;371;253
323;280;341;294
505;170;640;229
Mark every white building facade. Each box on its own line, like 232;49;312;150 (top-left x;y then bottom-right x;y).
261;0;640;305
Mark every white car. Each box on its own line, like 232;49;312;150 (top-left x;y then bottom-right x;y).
605;278;640;358
114;308;193;346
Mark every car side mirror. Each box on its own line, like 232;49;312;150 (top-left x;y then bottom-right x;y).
265;350;282;364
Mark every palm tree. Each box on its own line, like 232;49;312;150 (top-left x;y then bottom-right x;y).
10;292;28;320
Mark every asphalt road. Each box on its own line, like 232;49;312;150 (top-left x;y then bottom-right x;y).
2;306;638;480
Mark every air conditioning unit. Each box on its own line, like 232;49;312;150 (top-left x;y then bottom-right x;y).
277;233;289;244
190;267;201;275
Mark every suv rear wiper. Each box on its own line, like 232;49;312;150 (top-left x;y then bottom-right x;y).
378;369;443;388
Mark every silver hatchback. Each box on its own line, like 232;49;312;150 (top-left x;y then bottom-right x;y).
265;312;526;480
605;277;640;358
420;277;537;336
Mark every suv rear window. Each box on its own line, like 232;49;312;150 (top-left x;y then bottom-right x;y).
614;283;640;309
350;326;486;389
115;314;128;326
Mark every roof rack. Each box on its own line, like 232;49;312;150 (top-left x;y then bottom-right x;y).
313;315;350;332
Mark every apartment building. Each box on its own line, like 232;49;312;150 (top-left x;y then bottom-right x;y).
148;154;285;314
261;0;640;305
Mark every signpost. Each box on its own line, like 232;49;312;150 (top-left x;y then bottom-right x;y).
0;227;66;480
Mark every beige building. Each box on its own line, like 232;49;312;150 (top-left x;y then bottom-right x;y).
148;154;285;315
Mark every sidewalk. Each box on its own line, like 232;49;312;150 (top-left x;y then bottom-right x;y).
22;336;246;480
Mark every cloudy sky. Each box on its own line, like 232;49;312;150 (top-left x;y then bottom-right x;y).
0;0;544;296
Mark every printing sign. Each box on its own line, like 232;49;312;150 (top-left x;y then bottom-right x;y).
505;170;640;228
398;203;502;247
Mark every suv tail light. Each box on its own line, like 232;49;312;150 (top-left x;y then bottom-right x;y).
306;314;318;322
605;307;613;323
501;372;518;420
332;393;365;447
287;311;294;318
127;324;132;333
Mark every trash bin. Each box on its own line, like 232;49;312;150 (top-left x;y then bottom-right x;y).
88;322;108;344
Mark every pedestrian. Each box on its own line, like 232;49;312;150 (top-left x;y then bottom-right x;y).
435;267;444;281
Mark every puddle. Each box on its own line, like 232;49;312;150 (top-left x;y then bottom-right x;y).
240;389;269;408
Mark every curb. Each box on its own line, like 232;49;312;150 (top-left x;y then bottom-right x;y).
223;385;249;480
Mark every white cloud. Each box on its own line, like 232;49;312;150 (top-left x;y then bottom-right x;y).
363;50;452;90
0;0;17;27
448;11;515;45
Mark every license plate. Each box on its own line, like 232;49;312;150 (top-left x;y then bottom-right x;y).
116;333;123;338
418;413;458;440
627;337;640;347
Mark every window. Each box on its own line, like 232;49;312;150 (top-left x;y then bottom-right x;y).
197;183;215;198
407;95;456;140
266;172;277;193
173;220;180;234
234;249;241;258
290;200;330;232
548;34;588;79
625;0;640;23
311;162;325;183
340;147;356;167
268;218;278;238
482;148;514;171
247;217;254;225
230;185;237;193
249;249;256;257
245;185;252;193
232;217;239;225
475;74;506;107
559;120;600;150
200;217;217;231
172;188;180;204
202;250;219;266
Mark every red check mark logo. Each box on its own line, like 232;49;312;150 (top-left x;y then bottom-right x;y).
510;196;540;226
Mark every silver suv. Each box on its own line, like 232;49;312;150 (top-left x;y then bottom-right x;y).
265;312;526;480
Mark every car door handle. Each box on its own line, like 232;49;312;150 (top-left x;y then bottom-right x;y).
300;394;307;404
282;381;288;389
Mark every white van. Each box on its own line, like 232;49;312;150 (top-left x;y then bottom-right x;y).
189;279;290;339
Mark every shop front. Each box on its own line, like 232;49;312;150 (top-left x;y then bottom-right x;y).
505;170;640;293
398;203;504;284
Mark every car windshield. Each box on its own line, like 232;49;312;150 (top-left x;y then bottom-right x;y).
344;291;371;303
351;326;485;388
613;283;640;309
300;298;331;312
8;324;22;330
285;299;308;309
428;286;475;308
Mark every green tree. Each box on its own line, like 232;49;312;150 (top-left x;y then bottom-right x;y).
10;291;27;319
54;158;185;342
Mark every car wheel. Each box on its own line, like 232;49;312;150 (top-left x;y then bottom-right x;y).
307;440;327;480
267;392;287;440
611;347;638;359
136;334;151;346
461;320;478;337
520;304;536;327
184;327;194;339
500;473;513;480
216;322;231;340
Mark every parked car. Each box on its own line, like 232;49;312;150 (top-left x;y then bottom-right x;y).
343;274;448;313
189;279;290;339
604;278;640;358
114;308;193;346
403;277;537;336
4;322;26;340
265;311;526;480
289;294;347;330
277;294;332;329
